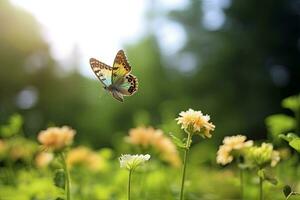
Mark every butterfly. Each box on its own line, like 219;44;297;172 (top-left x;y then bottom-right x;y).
89;50;138;102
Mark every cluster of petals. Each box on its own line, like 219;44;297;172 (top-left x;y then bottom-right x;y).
119;154;150;170
126;127;181;167
176;109;215;138
66;146;104;171
38;126;75;151
217;135;253;165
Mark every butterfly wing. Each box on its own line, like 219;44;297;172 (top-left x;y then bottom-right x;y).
112;50;131;84
115;74;138;96
111;90;124;102
90;58;112;87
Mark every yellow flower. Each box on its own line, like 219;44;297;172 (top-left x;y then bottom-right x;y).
271;150;280;167
245;143;280;167
38;126;75;151
126;127;181;167
216;145;233;165
35;152;53;168
8;138;37;161
152;130;176;154
66;146;104;171
152;131;181;167
216;135;253;165
223;135;253;150
176;108;215;137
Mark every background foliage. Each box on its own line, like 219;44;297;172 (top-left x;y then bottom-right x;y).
1;0;299;146
0;0;300;199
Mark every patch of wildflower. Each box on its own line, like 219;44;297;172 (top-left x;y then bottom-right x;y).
217;135;253;165
245;143;280;168
126;127;181;167
67;146;104;171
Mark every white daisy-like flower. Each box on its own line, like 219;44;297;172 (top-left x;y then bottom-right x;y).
119;154;151;170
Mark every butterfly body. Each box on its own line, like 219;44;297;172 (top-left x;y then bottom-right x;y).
90;50;138;102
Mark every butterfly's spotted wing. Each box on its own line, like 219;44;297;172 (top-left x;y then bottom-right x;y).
112;50;131;84
90;58;112;87
116;74;138;96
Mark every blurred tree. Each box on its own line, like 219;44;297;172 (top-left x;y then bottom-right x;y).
0;0;54;131
1;0;300;148
161;0;300;141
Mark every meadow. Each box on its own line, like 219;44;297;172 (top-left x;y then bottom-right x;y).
1;0;300;199
0;95;300;200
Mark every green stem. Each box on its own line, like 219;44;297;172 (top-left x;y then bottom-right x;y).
240;168;244;200
259;176;263;200
60;153;71;200
128;169;132;200
286;193;293;200
180;132;192;200
286;192;300;200
296;95;300;135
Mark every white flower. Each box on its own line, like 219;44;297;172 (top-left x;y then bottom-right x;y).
119;154;150;170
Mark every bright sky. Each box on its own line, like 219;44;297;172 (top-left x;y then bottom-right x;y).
11;0;190;76
11;0;149;75
11;0;227;76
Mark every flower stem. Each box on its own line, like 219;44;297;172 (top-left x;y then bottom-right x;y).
296;95;300;134
180;132;192;200
259;176;263;200
240;168;244;200
128;169;132;200
60;153;71;200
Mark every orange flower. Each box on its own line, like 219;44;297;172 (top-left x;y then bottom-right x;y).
126;127;155;148
126;127;181;167
35;152;53;168
38;126;75;151
217;135;253;165
67;147;103;171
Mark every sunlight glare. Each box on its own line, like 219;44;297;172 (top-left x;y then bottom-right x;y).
11;0;147;76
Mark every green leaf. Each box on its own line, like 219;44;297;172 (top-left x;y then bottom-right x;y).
266;114;296;138
282;95;300;113
280;133;300;153
289;139;300;152
0;114;23;138
54;169;65;189
279;133;299;142
169;132;186;149
55;198;65;200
